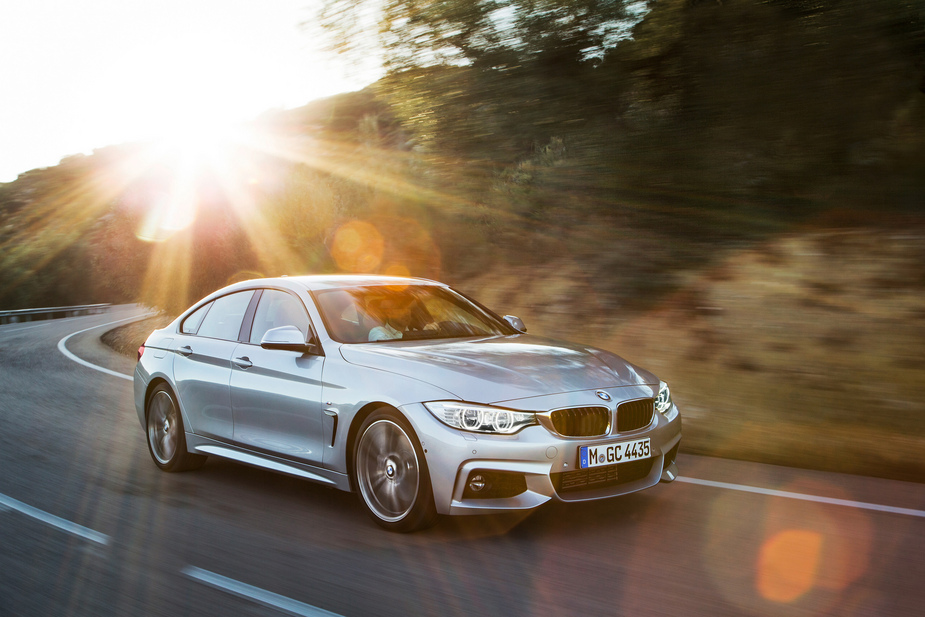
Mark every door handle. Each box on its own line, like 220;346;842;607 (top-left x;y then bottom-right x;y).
233;356;253;369
177;345;193;357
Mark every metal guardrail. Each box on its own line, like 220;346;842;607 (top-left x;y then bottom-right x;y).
0;304;111;325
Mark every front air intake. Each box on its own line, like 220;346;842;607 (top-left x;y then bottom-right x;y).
552;458;654;494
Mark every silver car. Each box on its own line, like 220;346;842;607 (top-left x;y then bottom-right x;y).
134;275;682;531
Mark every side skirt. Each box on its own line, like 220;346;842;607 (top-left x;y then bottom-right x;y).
186;434;352;492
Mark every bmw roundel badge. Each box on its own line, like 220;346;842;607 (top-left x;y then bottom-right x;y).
595;390;612;402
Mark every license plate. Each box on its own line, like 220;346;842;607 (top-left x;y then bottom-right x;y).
580;438;651;469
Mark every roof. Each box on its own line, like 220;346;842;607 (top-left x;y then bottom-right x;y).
269;274;444;291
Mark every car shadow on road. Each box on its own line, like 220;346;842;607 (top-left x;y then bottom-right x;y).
175;456;665;543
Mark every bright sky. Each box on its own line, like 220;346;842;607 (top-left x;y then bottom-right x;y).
0;0;377;183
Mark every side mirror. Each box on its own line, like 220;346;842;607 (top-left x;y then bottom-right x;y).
260;325;322;355
503;315;527;333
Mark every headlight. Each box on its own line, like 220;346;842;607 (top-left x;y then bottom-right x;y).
655;381;673;414
424;401;537;434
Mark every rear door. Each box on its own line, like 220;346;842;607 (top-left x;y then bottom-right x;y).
173;290;256;442
230;288;325;465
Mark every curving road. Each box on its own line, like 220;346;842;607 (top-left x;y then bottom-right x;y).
1;308;924;616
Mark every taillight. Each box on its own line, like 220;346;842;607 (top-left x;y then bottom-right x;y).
137;345;145;361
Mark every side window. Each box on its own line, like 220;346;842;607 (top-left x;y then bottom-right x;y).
196;291;255;341
181;302;212;335
249;289;311;344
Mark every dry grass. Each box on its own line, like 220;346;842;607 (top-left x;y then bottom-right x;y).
101;227;925;481
602;229;925;482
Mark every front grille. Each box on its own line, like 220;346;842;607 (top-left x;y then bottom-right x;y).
617;399;654;432
550;406;610;437
552;458;654;494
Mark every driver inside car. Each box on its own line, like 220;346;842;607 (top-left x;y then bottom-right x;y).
367;296;437;341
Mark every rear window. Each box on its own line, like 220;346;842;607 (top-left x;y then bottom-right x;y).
180;302;211;335
195;291;255;341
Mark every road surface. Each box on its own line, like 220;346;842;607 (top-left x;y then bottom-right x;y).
1;308;923;616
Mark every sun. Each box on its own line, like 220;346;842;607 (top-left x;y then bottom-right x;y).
134;116;258;241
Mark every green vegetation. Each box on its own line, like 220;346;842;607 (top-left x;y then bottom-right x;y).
3;0;924;479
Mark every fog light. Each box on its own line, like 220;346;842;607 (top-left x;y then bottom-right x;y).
463;470;528;499
468;474;488;492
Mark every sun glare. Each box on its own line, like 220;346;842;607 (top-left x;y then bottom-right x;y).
134;116;262;242
161;119;242;162
134;129;214;238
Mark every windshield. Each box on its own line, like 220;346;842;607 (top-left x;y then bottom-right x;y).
314;285;512;343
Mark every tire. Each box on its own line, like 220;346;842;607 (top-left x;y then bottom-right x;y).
353;408;438;532
145;383;207;472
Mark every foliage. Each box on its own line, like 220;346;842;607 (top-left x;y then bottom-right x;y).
1;0;923;313
320;0;924;200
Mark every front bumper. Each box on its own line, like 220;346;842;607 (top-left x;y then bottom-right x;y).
401;390;682;516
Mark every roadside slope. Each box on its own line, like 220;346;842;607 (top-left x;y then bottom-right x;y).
606;228;925;482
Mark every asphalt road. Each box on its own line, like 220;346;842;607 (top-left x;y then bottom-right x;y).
1;308;923;616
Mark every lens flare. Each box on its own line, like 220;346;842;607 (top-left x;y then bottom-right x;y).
757;529;824;602
383;263;411;278
698;478;873;615
331;220;384;273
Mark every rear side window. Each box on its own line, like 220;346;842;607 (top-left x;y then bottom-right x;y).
181;302;212;335
249;289;310;344
196;291;255;341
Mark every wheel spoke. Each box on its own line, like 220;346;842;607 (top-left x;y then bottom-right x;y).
370;426;389;455
152;396;167;424
371;472;388;492
389;427;407;456
393;474;416;507
162;432;176;459
383;484;401;513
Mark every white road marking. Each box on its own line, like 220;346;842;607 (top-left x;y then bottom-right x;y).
0;492;109;545
677;476;925;518
57;313;154;381
183;566;343;617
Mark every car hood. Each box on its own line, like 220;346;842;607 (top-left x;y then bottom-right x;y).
338;334;656;404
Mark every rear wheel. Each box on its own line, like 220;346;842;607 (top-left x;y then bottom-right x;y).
146;383;206;472
354;408;437;532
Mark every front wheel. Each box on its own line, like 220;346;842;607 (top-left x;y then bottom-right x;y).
354;408;437;532
146;383;207;472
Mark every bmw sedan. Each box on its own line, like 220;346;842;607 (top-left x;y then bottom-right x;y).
134;275;682;531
